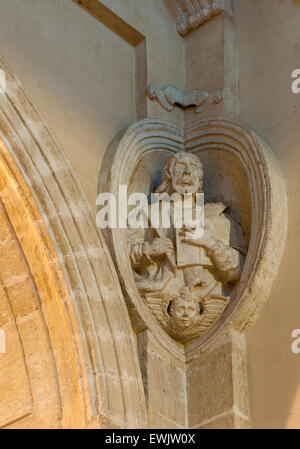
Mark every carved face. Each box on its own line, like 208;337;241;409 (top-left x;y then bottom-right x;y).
170;155;203;195
170;298;200;329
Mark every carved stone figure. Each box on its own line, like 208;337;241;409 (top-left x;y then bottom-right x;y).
127;152;247;341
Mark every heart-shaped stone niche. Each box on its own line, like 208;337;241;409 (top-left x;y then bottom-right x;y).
98;117;287;356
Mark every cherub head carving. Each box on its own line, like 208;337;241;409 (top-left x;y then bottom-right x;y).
144;287;229;343
155;152;203;195
168;287;202;330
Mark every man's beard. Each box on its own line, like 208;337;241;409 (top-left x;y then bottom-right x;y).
171;180;200;194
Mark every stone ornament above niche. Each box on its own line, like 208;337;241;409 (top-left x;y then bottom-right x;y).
147;83;225;114
99;118;287;353
165;0;234;36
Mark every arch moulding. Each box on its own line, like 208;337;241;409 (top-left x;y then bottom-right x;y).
0;57;146;429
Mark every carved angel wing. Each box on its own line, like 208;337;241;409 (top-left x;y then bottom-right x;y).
197;295;229;332
143;292;169;326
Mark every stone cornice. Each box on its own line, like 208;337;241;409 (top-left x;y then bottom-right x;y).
165;0;234;36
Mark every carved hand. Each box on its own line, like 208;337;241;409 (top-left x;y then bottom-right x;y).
150;237;174;258
180;224;216;250
151;237;176;273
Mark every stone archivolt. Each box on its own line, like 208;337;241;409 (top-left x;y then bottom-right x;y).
0;57;146;429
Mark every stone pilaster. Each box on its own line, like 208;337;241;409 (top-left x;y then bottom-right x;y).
184;11;238;126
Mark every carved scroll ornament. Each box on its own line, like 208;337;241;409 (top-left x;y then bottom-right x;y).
147;83;225;114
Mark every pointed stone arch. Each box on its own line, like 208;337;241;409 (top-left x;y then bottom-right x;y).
0;57;146;429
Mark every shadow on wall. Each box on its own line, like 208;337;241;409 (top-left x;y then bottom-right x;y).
247;228;300;428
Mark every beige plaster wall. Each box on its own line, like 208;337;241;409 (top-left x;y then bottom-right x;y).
100;0;184;122
235;0;300;428
0;0;134;217
0;0;183;218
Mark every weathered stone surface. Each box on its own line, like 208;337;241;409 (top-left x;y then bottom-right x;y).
186;331;250;428
138;330;187;428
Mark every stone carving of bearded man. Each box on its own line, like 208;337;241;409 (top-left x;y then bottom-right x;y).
127;152;246;301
